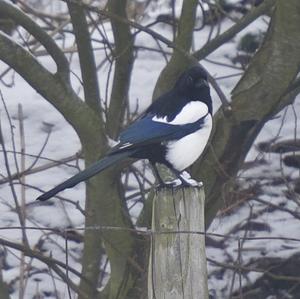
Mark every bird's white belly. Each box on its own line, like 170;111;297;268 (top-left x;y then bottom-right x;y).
165;115;212;171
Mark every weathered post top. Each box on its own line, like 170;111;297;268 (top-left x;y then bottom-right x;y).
148;186;209;299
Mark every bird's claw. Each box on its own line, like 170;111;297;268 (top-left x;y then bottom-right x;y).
179;171;203;187
156;179;181;189
180;178;203;188
156;178;203;189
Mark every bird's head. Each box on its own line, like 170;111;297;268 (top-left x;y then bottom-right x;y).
175;65;209;98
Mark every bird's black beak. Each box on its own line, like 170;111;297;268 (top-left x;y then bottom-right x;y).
195;78;209;88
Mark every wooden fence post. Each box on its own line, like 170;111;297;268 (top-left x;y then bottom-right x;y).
148;186;208;299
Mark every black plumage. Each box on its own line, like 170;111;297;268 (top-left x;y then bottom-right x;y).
37;65;212;201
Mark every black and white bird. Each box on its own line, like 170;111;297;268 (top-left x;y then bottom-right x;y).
37;65;212;201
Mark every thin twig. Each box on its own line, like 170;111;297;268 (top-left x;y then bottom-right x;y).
0;152;82;185
0;90;29;247
18;103;26;299
65;233;72;299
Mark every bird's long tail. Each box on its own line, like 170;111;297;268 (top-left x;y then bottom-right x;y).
36;151;132;201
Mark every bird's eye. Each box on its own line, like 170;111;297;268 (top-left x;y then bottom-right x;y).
186;76;193;86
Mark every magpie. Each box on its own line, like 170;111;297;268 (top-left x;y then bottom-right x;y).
37;65;212;201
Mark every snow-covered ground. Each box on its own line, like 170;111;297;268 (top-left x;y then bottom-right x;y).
0;1;299;298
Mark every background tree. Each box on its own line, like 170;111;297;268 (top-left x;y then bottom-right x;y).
0;0;300;298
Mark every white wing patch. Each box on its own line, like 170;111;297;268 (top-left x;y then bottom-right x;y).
119;142;133;149
152;101;208;125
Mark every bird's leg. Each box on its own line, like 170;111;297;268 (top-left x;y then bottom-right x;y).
150;162;181;188
169;168;191;187
150;162;165;186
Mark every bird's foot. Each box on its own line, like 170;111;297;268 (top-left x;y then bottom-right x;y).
179;171;203;187
156;177;203;189
180;178;203;187
156;178;181;189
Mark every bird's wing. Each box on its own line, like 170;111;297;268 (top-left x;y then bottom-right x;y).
151;101;209;125
113;111;208;151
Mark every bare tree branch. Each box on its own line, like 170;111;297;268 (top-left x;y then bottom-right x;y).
106;0;134;139
67;2;102;115
0;152;81;185
193;0;275;60
196;0;300;227
0;92;29;247
153;0;199;98
0;32;105;149
0;237;89;298
0;0;70;81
